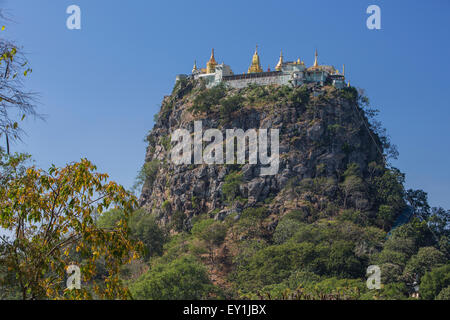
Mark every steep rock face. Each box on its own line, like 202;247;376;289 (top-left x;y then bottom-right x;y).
139;79;384;229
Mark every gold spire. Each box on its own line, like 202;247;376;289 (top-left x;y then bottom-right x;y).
209;48;217;64
297;58;301;65
206;48;218;74
342;64;345;76
312;49;319;68
192;60;198;73
248;45;263;73
275;50;283;71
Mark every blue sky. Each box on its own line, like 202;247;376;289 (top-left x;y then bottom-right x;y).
2;0;450;208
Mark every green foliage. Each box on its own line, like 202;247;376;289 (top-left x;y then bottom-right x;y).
157;233;191;264
389;218;436;251
222;171;243;204
130;255;214;300
171;211;185;232
240;207;268;221
273;217;303;244
370;282;409;300
233;207;269;240
428;207;450;250
340;163;365;209
191;196;200;210
373;167;405;214
284;270;321;290
133;159;160;192
159;100;174;122
97;209;167;260
436;285;450;300
326;240;364;278
298;177;337;196
327;124;343;134
172;77;188;95
308;277;365;298
283;210;310;223
233;242;318;291
129;209;167;260
190;84;227;114
97;209;126;229
419;264;450;300
377;205;396;229
379;263;403;284
244;84;269;103
0;242;21;299
340;86;358;102
160;135;171;151
267;85;292;103
191;219;227;247
288;86;310;106
403;247;446;283
289;220;385;250
233;220;373;293
219;94;244;122
383;236;416;257
161;200;171;212
372;224;424;272
374;250;409;269
242;84;309;107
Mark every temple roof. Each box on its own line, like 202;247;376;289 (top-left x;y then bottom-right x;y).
248;45;263;73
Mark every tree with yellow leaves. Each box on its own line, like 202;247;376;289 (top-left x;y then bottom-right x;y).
0;150;143;300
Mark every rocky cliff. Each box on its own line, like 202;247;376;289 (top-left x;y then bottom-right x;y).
139;78;392;231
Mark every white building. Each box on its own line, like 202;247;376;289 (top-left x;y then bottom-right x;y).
176;47;347;89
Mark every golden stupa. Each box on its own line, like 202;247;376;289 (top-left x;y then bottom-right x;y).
248;45;263;73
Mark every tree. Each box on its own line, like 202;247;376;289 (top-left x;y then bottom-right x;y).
98;208;167;260
339;163;365;209
0;20;41;152
406;189;431;220
428;207;450;257
96;208;125;229
383;236;416;256
326;240;363;278
419;264;450;300
219;94;243;122
234;242;325;292
190;83;227;114
0;151;142;299
372;282;409;300
387;219;435;253
129;255;214;300
191;219;227;263
273;218;303;244
374;167;405;214
377;205;395;230
436;286;450;300
222;171;243;204
129;209;166;260
379;263;403;284
403;247;446;284
428;207;450;238
132;159;160;194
